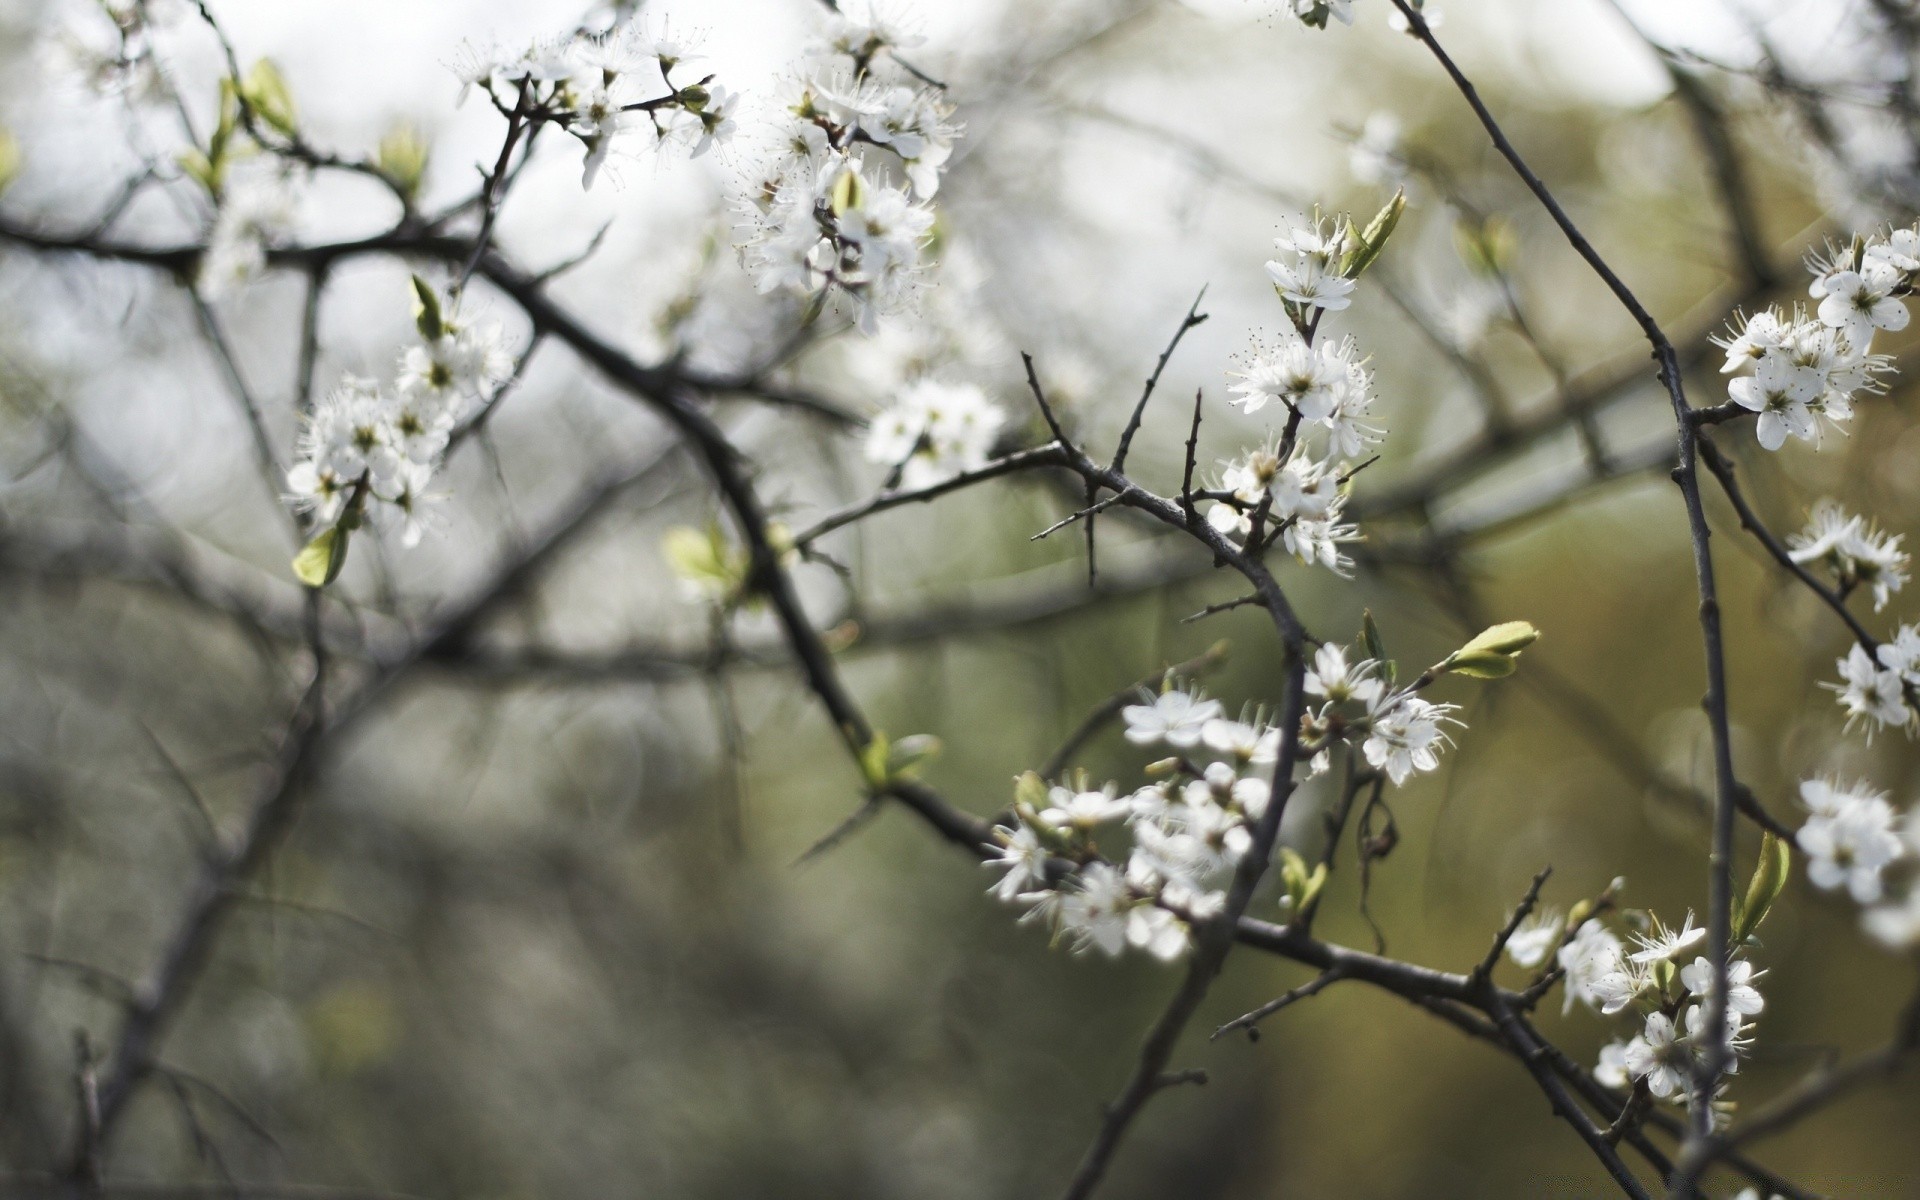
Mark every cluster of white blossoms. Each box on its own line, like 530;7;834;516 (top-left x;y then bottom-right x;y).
1299;642;1459;784
862;379;1005;488
197;169;300;298
1788;499;1909;612
452;19;737;188
1534;906;1766;1119
1794;779;1920;949
1207;213;1391;576
1830;625;1920;734
287;280;512;548
983;687;1283;961
1714;226;1912;451
736;5;957;332
1289;0;1357;28
983;644;1481;960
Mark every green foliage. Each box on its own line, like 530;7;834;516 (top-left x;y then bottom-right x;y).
292;524;351;588
1733;832;1792;945
1439;621;1539;679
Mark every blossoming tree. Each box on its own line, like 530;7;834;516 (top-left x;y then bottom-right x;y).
0;0;1918;1196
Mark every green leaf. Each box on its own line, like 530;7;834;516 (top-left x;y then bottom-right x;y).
1733;832;1792;945
663;523;748;603
1012;770;1049;815
1341;188;1406;280
0;129;18;198
242;59;299;137
1454;214;1517;279
827;165;863;217
292;524;350;587
410;275;445;341
178;148;220;197
376;122;430;201
858;732;891;791
886;733;942;782
1358;610;1398;685
1441;620;1539;679
1360;609;1387;663
1278;847;1329;913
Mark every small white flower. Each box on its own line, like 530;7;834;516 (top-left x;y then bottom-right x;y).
1629;911;1706;965
1789;500;1909;611
1039;784;1130;830
1798;790;1905;904
1265;217;1356;311
1594;1039;1632;1089
1829;644;1911;734
1348;112;1404;185
1505;908;1564;969
1557;918;1625;1014
1622;1010;1690;1099
1678;956;1766;1019
1714;309;1790;374
1728;353;1821;451
862;380;1004;489
985;824;1049;902
1863;889;1920;950
1360;691;1458;786
1121;690;1224;749
1813;263;1910;339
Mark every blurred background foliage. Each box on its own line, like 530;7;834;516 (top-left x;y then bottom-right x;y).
0;0;1917;1196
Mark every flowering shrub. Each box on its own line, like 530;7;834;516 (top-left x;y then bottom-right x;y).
5;0;1920;1197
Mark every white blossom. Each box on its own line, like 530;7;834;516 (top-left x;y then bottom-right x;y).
1266;217;1356;312
1504;907;1564;969
1789;500;1909;611
1622;1010;1690;1099
1863;888;1920;950
1560;919;1625;1016
1360;690;1459;786
1121;690;1224;748
1797;784;1905;903
862;379;1004;488
198;171;298;298
984;823;1050;902
1629;911;1706;966
1679;956;1766;1019
1829;644;1912;734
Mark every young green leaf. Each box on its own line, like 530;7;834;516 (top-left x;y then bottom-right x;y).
1733;831;1792;945
242;59;300;137
1441;621;1539;679
1341;188;1406;280
292;524;350;587
410;275;445;341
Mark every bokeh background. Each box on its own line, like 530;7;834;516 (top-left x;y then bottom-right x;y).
0;0;1917;1196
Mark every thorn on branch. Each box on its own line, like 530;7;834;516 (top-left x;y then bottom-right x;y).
1020;351;1072;449
1032;489;1134;542
1212;969;1344;1041
1181;388;1205;523
1112;287;1209;476
1180;593;1260;624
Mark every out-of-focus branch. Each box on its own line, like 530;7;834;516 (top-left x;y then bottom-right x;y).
1385;1;1748;1182
72;445;683;1171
